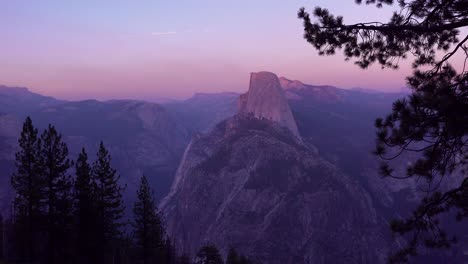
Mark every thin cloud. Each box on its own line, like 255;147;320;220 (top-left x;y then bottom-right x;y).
151;31;177;36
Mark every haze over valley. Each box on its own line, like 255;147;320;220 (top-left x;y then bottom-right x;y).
2;1;468;263
4;72;465;263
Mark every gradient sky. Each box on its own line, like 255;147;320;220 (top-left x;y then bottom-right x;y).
1;0;464;100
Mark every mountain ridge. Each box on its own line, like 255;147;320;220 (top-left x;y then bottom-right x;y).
160;113;390;263
159;72;398;263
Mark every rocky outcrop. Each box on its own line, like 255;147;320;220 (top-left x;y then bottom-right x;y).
278;77;345;103
161;72;393;263
239;72;300;138
279;77;306;90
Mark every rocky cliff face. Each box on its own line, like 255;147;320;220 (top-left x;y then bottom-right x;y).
161;73;392;263
279;77;306;90
278;77;344;103
161;115;390;263
239;72;300;138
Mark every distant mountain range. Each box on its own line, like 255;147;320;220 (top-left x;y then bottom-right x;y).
0;85;240;214
0;78;406;211
3;75;464;262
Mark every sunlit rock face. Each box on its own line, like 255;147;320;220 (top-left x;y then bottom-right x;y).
278;77;345;103
278;77;306;90
239;72;300;138
161;73;391;264
160;114;390;264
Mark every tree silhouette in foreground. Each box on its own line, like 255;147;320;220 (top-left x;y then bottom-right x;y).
226;248;240;264
0;213;4;260
8;118;260;263
226;248;253;264
298;0;467;262
195;245;224;264
92;142;126;262
10;117;44;262
41;124;73;263
74;147;99;263
133;175;165;264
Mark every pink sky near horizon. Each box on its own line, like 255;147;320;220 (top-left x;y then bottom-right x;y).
1;1;465;101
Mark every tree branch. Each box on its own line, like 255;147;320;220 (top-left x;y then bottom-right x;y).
328;18;468;33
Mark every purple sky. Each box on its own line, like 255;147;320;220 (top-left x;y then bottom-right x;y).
1;1;464;100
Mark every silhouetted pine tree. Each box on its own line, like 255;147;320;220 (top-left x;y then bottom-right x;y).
92;141;125;260
298;1;468;261
226;248;253;264
164;238;177;264
238;256;252;264
3;217;19;262
226;248;239;264
195;245;224;264
0;213;3;260
177;255;191;264
133;175;165;264
10;117;44;262
41;124;73;263
74;147;98;263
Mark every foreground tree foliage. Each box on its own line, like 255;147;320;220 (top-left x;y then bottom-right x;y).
7;118;259;264
41;125;74;263
74;148;99;263
195;245;254;264
226;248;240;264
92;141;126;261
196;245;224;264
8;118;129;263
226;248;253;264
0;214;4;260
133;175;165;264
10;117;44;262
298;0;468;262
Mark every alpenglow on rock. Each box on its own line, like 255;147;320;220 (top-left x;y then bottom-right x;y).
160;113;390;264
239;72;300;138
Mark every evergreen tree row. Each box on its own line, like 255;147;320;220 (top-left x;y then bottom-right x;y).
7;117;128;263
1;117;257;264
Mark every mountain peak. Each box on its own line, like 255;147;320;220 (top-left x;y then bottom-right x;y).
0;85;30;95
239;72;300;138
278;77;306;90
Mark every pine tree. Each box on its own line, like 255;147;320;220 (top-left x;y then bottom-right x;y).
164;238;177;264
41;124;73;263
177;255;191;264
238;256;251;264
226;248;239;264
195;245;224;264
74;148;98;263
93;141;125;260
10;117;44;262
133;175;165;264
0;213;3;260
298;1;468;261
226;248;252;264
